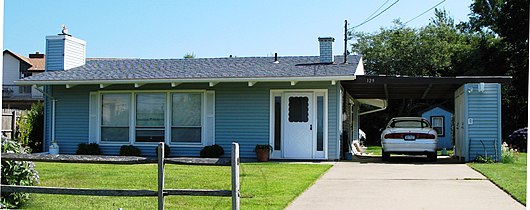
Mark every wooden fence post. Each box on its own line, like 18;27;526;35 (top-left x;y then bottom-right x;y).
11;111;17;138
231;142;240;210
158;142;165;210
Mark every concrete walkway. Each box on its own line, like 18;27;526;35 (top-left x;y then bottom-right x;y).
287;159;525;210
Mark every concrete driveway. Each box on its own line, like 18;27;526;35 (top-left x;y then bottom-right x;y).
286;158;525;210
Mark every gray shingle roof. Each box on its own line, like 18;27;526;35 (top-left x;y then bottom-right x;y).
20;55;360;83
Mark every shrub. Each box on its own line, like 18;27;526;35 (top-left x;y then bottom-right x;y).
1;137;39;208
120;145;142;156
76;143;101;155
155;144;171;157
200;144;225;158
474;155;495;163
16;102;44;153
501;142;518;164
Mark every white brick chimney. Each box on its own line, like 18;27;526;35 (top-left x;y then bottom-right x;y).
45;26;86;71
318;37;334;63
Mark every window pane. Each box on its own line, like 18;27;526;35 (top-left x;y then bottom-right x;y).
172;93;202;126
136;93;165;127
101;127;129;142
136;129;165;142
317;96;324;151
171;128;201;143
288;96;309;122
102;94;129;126
274;96;281;150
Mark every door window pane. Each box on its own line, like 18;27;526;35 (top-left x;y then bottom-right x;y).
274;96;281;150
136;93;165;142
288;96;309;122
317;96;324;151
171;93;202;143
101;94;130;142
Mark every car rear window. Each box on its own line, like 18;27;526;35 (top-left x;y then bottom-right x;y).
391;120;430;128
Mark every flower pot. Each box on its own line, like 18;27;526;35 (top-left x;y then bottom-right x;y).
255;148;270;162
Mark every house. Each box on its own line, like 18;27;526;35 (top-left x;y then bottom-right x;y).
3;50;44;109
421;106;453;150
17;31;509;161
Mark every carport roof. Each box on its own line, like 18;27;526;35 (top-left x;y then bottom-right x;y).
342;75;511;99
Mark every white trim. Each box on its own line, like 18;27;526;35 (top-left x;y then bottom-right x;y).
209;82;218;87
269;89;328;160
16;75;357;86
134;83;145;88
248;81;257;87
290;81;298;86
99;84;110;89
95;89;213;147
171;82;181;87
66;84;77;89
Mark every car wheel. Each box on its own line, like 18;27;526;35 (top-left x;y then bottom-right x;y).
382;150;390;161
428;152;437;162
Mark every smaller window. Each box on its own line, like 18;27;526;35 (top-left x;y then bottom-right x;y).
288;96;309;122
431;116;445;137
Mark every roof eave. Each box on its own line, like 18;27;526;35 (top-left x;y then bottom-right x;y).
15;75;357;86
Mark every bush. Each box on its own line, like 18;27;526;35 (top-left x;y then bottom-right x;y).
501;142;518;164
1;137;39;208
76;143;101;155
120;145;142;156
16;102;44;153
200;144;225;158
474;155;495;163
155;144;171;157
505;128;527;152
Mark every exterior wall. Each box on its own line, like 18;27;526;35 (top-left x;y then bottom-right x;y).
467;83;502;161
45;81;340;159
3;54;20;85
45;38;65;71
63;37;86;70
422;107;453;149
454;83;502;162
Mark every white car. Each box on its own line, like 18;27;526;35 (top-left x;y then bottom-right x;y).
381;117;438;161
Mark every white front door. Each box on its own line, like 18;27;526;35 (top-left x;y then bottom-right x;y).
283;92;313;158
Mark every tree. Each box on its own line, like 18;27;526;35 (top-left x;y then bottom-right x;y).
467;0;529;134
183;52;196;59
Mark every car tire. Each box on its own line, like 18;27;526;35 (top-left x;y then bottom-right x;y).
382;150;390;161
428;152;437;162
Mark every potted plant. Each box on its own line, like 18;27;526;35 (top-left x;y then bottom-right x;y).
255;144;272;162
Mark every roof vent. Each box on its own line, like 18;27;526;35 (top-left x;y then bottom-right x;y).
274;53;279;63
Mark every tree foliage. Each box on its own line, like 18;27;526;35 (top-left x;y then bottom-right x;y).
16;102;44;153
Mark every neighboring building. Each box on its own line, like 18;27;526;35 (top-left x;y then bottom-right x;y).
422;106;453;150
3;50;44;109
17;31;508;162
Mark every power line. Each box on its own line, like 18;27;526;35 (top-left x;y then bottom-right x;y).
363;0;391;24
404;0;446;24
349;0;400;30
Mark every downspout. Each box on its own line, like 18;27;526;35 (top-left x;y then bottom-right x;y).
33;85;57;151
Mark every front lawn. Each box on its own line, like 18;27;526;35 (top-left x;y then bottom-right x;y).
24;162;331;209
468;153;527;205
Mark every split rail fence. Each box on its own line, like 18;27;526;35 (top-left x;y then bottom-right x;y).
1;142;241;210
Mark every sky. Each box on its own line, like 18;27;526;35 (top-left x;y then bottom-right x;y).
4;0;473;59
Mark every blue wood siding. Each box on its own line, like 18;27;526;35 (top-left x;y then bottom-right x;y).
422;107;453;149
466;83;502;161
46;82;340;159
45;39;65;71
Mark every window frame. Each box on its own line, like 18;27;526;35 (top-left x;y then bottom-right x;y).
96;90;208;147
430;116;445;137
99;93;132;144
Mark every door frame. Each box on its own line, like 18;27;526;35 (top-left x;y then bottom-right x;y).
269;89;328;159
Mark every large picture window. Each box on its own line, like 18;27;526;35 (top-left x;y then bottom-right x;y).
171;93;202;143
136;93;166;142
101;94;130;142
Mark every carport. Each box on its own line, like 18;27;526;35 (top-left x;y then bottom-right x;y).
341;75;511;162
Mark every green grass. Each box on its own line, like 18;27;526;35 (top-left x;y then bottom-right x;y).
364;145;453;156
23;162;331;209
468;153;527;205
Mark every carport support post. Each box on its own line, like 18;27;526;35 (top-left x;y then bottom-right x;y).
231;142;240;210
158;143;165;210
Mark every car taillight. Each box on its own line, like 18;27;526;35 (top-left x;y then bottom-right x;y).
417;133;436;139
384;133;403;139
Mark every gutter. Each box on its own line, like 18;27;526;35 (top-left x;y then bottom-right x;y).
359;99;388;116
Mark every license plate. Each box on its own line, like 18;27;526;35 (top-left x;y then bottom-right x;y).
404;135;416;140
